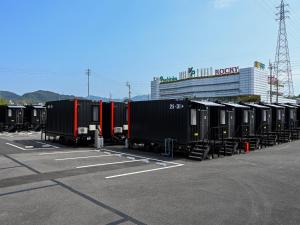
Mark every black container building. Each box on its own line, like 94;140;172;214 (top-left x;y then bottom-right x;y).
277;104;298;129
24;105;46;131
240;103;279;147
102;101;128;143
241;103;271;134
0;105;25;132
221;103;252;138
45;99;101;144
128;99;226;160
287;103;300;128
260;103;285;131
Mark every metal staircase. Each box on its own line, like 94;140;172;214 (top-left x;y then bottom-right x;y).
189;142;210;161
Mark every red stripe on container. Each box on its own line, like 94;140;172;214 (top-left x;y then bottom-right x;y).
111;102;114;136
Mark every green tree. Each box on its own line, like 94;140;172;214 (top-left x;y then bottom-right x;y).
0;98;8;105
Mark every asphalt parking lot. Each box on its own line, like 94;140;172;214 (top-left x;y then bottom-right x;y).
0;132;300;225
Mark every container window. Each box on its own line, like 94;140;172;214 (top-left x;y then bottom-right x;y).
220;110;226;125
290;110;294;120
191;109;197;126
33;109;37;117
277;110;282;120
263;110;267;122
243;110;249;123
8;109;12;117
92;106;99;121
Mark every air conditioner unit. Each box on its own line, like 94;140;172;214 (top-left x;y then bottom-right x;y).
114;127;123;134
78;127;88;134
89;125;96;131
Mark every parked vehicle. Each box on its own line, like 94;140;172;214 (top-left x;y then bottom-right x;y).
0;105;25;132
24;105;46;131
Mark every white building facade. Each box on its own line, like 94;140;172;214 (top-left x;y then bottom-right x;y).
151;64;295;103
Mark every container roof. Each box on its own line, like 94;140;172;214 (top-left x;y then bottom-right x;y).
277;103;298;109
244;103;270;109
262;103;285;109
31;105;46;109
7;105;25;109
287;103;300;108
191;100;224;107
222;103;250;109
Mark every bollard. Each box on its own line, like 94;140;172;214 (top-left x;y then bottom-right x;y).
244;142;250;153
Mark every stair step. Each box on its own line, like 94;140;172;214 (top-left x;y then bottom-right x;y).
189;155;203;160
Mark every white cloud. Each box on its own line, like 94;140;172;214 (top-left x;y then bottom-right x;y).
213;0;238;9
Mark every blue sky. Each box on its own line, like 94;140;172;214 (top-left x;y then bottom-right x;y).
0;0;300;98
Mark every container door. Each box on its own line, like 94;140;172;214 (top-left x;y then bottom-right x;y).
200;110;208;140
267;110;272;132
190;108;198;141
228;111;234;138
41;110;47;124
249;110;255;135
16;109;23;124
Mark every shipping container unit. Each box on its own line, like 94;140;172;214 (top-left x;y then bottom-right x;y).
242;103;276;147
128;99;227;160
45;99;101;145
260;103;290;143
287;103;300;127
221;103;259;153
0;105;25;132
102;101;128;144
24;105;46;131
276;103;300;140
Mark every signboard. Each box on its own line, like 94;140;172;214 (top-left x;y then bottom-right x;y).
160;76;177;83
188;67;195;77
215;66;239;76
254;61;266;70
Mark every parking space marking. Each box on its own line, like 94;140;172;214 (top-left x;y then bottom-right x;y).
34;141;60;149
5;143;26;150
6;142;60;151
102;149;183;166
76;159;145;169
55;154;116;161
105;163;184;179
39;150;101;155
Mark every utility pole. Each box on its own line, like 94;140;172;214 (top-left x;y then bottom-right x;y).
126;82;131;101
269;61;273;103
86;69;91;98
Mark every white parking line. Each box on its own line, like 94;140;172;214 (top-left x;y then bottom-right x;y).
105;164;184;179
102;149;182;166
39;150;101;155
6;143;26;150
34;141;60;149
76;159;144;169
55;154;116;161
6;143;59;151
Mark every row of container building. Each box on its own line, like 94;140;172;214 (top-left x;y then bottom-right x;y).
43;98;300;160
0;105;46;132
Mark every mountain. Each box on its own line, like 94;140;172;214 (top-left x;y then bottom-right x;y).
0;91;20;100
22;90;74;103
0;90;149;104
131;95;150;101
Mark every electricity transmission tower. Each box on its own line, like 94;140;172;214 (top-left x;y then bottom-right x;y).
274;0;294;101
